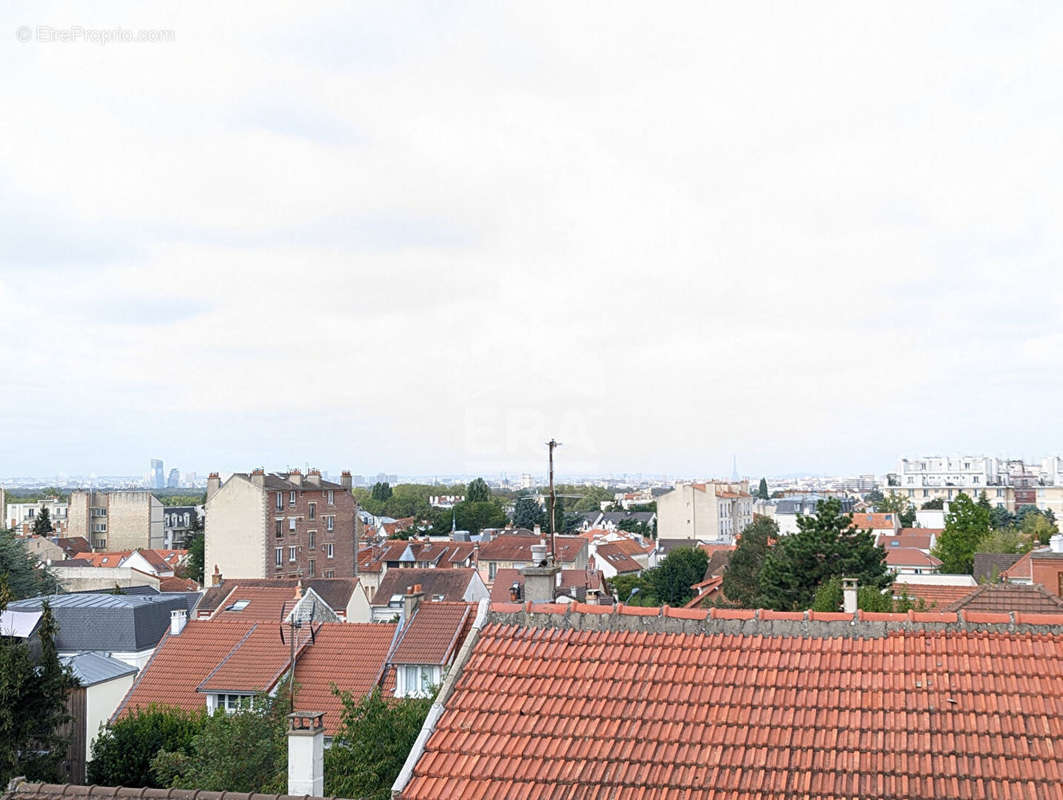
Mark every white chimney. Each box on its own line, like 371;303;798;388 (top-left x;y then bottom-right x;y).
170;609;187;635
1050;534;1063;554
287;711;325;796
842;578;858;614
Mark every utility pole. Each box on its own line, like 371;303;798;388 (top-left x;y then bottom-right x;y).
547;439;560;562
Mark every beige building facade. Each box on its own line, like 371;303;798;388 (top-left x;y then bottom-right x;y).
656;480;753;543
67;490;164;550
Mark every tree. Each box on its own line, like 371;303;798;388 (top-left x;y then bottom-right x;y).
0;529;60;599
873;492;915;528
756;478;770;501
976;527;1031;556
757;498;890;611
0;597;75;785
184;531;205;585
465;478;491;504
152;691;288;792
1021;509;1058;546
617;518;651;537
920;498;945;510
932;492;991;574
811;576;894;613
989;506;1016;530
89;706;206;787
32;508;54;536
567;486;614;513
866;489;884;503
721;517;777;608
648;547;708;607
370;482;393;502
324;687;434;800
512;496;545;530
609;573;654;605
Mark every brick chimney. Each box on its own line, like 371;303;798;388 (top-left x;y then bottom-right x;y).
403;583;424;623
306;469;322;487
250;468;265;488
206;473;221;502
287;711;325;796
212;564;223;586
288;469;303;487
341;471;352;490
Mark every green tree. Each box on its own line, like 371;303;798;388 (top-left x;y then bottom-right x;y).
757;498;890;611
810;576;893;612
865;488;884;503
511;496;545;530
721;517;777;608
609;573;655;605
0;529;59;599
465;478;491;504
184;531;205;585
1021;509;1058;545
0;597;75;785
648;547;709;607
920;497;945;510
32;508;54;536
324;687;434;800
152;692;288;792
370;482;393;503
756;478;769;501
976;527;1032;555
567;485;614;513
873;492;915;528
89;706;206;787
931;492;991;574
617;518;651;537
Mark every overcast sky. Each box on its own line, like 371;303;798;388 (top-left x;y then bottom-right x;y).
2;2;1062;480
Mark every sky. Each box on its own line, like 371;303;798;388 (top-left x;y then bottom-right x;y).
2;2;1063;480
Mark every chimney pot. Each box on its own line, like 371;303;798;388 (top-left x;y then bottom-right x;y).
403;583;425;622
1050;534;1063;554
287;711;325;796
842;577;858;614
341;471;352;490
170;609;187;635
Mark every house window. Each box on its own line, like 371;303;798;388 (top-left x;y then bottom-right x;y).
308;531;316;550
213;693;254;713
308;559;316;577
308;502;316;520
93;523;107;533
94;538;106;549
289;517;298;533
489;562;497;579
275;519;283;538
324;569;335;578
326;516;335;531
327;490;335;505
276;492;283;511
275;548;283;567
325;543;334;559
400;665;436;697
289;546;297;562
289;491;297;507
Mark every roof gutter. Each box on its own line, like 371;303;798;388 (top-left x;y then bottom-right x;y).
390;596;489;799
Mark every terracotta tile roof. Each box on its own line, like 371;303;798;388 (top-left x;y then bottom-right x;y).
3;781;359;800
848;512;901;531
159;576;199;592
116;619;396;735
399;604;1063;800
683;575;724;608
884;548;942;568
371;568;479;606
391;603;473;665
703;549;733;579
478;535;585;565
594;542;643;574
1001;550;1034;580
605;537;653;556
945;583;1063;614
80;551;132;568
54;537;91;555
973;552;1024;582
196;578;356;617
133;549;174;573
700;543;736;556
892;583;977;608
210;585;298;621
877;528;939;551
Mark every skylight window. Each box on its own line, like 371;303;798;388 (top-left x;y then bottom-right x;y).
225;600;250;612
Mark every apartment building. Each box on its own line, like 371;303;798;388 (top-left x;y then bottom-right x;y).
204;468;357;582
656;480;753;543
6;498;69;535
68;490;164;550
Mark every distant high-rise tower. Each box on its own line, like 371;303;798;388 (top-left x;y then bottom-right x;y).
731;455;738;481
151;459;164;490
166;468;180;488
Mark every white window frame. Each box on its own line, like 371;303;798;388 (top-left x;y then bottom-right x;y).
327;490;335;505
325;543;334;559
275;548;283;567
326;516;335;531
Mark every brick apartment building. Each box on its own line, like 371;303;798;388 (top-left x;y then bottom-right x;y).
204;469;358;581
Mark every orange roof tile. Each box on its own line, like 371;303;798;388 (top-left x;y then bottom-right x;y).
877;528;940;550
848;512;901;531
391;603;472;665
399;606;1063;799
891;583;977;608
884;548;942;567
594;542;643;574
211;585;298;621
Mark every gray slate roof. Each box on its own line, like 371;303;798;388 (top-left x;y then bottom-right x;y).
10;593;187;652
61;652;137;686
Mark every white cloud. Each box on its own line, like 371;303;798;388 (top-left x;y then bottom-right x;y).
2;0;1062;477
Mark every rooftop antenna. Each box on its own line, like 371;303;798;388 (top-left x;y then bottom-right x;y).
547;439;561;562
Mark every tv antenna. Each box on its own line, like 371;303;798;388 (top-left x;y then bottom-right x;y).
547;439;561;562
